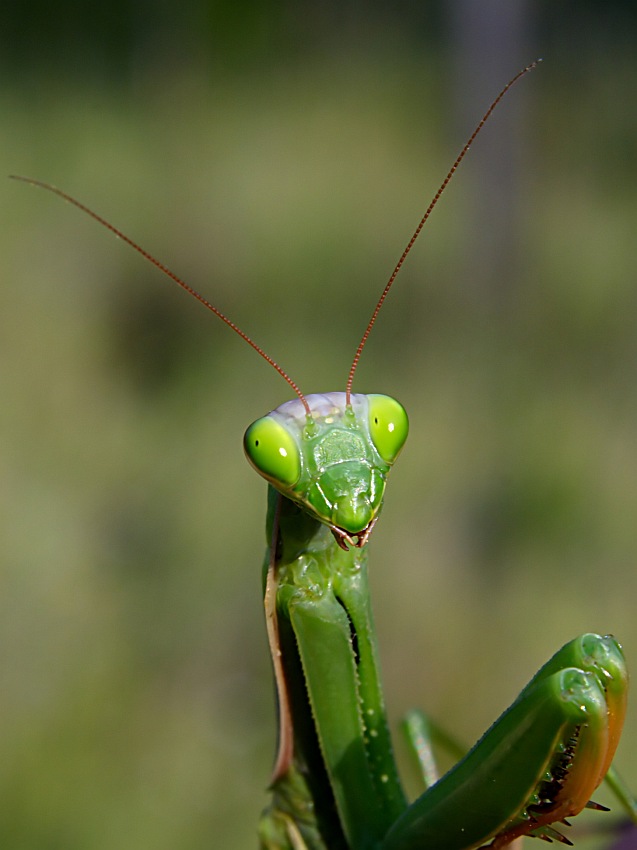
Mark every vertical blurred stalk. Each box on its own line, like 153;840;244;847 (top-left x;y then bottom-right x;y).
448;0;535;319
445;1;538;577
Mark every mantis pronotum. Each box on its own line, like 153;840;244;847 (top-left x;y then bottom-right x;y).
12;61;632;849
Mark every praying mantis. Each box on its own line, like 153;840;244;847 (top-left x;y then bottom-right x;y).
12;60;634;849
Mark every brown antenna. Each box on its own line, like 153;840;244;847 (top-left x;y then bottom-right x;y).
9;175;310;415
345;59;541;404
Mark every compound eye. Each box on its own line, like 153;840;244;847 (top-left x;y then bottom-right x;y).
367;394;409;464
243;416;301;487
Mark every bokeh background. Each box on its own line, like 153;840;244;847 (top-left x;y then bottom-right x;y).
2;2;637;847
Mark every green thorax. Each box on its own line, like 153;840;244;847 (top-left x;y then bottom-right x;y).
262;486;408;850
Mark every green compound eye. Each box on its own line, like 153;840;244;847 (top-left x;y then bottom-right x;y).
367;394;409;464
244;416;301;487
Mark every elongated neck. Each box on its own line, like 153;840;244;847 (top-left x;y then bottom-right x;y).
266;484;407;848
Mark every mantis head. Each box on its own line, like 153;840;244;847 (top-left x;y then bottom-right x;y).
244;392;409;547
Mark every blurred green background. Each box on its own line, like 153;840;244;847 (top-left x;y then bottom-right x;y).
2;2;637;848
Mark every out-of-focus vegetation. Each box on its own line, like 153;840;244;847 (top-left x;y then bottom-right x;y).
2;2;637;848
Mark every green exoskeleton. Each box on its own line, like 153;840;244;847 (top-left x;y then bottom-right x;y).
12;61;632;849
248;390;627;849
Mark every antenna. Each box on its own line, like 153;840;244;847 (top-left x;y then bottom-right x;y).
9;175;310;415
345;59;541;404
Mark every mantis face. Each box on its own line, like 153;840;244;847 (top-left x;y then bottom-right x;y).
244;392;409;545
